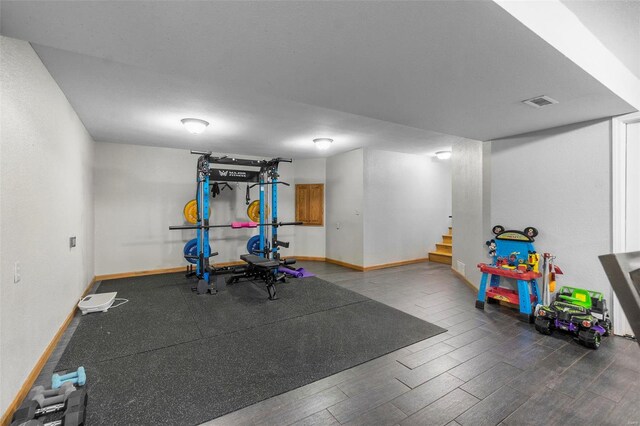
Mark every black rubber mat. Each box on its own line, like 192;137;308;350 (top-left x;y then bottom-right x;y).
56;274;446;425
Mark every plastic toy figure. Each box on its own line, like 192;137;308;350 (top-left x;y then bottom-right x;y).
517;261;528;272
486;239;497;259
528;251;540;273
534;286;611;349
524;227;537;239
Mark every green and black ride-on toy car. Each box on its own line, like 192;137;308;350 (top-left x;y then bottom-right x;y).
534;286;611;349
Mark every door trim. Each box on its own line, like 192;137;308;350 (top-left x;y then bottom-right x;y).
611;112;640;336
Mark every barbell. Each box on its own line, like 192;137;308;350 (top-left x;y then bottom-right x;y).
170;221;302;231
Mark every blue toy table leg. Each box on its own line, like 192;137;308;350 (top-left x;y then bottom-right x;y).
531;279;540;306
517;279;534;322
475;273;490;310
490;274;501;288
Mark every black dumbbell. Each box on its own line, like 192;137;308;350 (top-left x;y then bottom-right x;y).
10;404;84;426
57;402;86;426
11;389;87;426
11;401;86;426
14;382;76;422
58;389;87;426
28;383;75;409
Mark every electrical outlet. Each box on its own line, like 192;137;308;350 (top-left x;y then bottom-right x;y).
457;260;465;276
14;262;21;283
70;236;77;248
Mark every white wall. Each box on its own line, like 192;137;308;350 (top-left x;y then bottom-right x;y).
451;139;491;287
94;142;295;275
491;119;612;296
0;37;95;414
326;149;364;266
293;158;326;258
97;143;452;274
363;149;451;266
324;148;452;268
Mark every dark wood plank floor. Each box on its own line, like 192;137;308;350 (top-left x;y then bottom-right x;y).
204;261;640;426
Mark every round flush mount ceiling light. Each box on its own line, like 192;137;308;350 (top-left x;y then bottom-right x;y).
313;138;333;150
181;118;209;135
435;150;452;160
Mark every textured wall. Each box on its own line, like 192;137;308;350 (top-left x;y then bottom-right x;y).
94;142;296;275
0;36;95;414
326;149;365;266
491;119;612;295
451;139;491;287
363;149;451;266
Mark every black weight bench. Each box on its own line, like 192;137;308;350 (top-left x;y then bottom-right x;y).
226;254;283;299
240;254;280;269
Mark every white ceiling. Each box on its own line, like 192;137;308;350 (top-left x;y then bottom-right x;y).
1;1;636;158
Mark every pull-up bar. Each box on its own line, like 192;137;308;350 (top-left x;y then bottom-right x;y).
249;181;290;188
189;150;292;168
169;221;302;231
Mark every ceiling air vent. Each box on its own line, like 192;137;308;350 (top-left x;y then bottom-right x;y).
522;95;559;108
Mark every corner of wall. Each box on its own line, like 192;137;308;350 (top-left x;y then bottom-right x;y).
451;138;488;288
325;149;365;266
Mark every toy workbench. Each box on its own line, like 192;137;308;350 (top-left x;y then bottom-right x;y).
475;225;542;322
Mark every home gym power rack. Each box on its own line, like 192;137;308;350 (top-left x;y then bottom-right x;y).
169;150;301;299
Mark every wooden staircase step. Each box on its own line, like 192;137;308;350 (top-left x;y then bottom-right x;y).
429;251;452;265
436;243;452;254
448;227;452;235
442;234;452;244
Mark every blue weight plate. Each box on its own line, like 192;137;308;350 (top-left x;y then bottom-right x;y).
184;238;211;264
247;235;261;255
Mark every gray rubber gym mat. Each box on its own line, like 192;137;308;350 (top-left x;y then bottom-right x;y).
56;273;202;368
56;274;446;425
57;274;369;368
